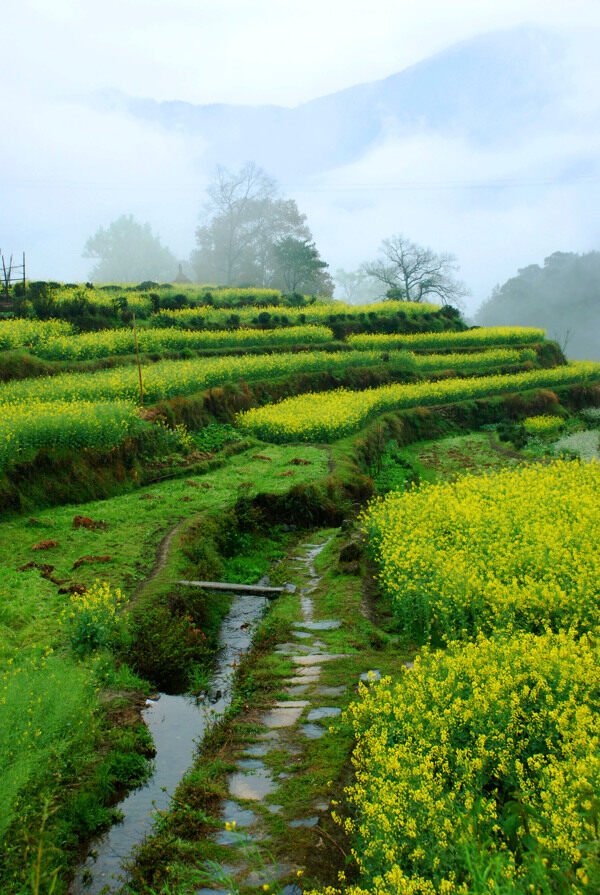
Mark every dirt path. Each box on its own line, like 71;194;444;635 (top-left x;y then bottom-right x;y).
131;517;187;600
487;431;551;463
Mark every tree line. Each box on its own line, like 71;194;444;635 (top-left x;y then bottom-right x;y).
83;162;467;305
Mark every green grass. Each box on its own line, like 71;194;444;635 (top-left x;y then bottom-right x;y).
0;443;329;892
397;432;519;484
0;443;328;662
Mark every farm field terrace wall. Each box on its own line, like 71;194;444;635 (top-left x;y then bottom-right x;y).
363;459;600;642
237;361;600;442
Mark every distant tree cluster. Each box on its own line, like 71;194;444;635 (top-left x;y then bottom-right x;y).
191;163;332;295
334;236;468;307
476;252;600;360
83;215;177;283
83;164;332;295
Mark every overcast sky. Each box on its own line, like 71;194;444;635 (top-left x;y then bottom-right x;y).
4;0;599;105
2;1;600;310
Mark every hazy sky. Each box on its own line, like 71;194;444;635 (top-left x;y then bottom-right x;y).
4;0;598;104
2;1;600;309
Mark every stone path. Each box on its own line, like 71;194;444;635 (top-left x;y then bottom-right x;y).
202;536;353;892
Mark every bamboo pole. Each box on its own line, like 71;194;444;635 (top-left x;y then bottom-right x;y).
132;310;144;408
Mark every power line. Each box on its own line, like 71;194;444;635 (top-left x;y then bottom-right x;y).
1;174;599;193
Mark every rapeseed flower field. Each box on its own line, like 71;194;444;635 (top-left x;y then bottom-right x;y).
22;323;335;361
0;318;73;350
326;630;600;894
363;460;600;641
0;399;139;470
238;362;600;443
522;414;565;435
347;325;545;350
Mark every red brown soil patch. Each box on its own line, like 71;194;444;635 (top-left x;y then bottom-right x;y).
31;539;58;550
58;583;87;595
18;560;55;575
252;454;272;461
274;471;294;477
289;457;312;465
72;555;112;569
73;515;108;530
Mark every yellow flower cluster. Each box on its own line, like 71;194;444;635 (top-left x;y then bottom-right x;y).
0;317;73;350
238;362;600;443
522;414;564;435
363;460;600;641
331;631;600;894
0;398;139;471
65;579;124;620
62;580;125;655
347;326;546;350
27;324;335;361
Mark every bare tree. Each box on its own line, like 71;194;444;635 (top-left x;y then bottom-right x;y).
197;163;277;285
363;234;468;306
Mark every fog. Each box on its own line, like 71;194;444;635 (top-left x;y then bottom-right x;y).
1;1;599;314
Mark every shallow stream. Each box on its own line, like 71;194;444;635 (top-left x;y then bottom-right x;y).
71;590;269;894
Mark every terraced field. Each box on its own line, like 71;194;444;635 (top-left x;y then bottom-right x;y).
1;289;600;895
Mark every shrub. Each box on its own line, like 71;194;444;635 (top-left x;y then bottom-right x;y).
62;580;125;656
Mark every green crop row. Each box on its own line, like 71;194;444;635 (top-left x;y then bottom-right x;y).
152;299;443;330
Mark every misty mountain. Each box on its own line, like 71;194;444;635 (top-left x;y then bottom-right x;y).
476;252;600;361
97;26;574;181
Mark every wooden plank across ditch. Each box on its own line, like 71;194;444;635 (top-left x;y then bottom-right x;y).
177;579;294;599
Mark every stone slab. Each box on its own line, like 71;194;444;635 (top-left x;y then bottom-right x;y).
293;620;342;631
307;706;342;722
260;706;305;728
293;653;348;665
300;723;325;739
228;770;276;801
289;816;318;828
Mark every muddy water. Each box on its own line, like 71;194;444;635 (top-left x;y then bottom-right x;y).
71;591;269;895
